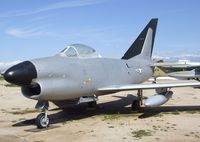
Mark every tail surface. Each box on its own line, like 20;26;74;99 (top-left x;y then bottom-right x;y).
122;18;158;60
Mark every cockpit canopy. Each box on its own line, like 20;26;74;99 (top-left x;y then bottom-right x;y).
59;44;101;58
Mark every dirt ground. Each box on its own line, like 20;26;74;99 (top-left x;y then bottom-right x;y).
0;79;200;142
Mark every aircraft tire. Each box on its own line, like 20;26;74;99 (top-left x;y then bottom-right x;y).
88;101;97;108
36;113;49;129
131;100;140;111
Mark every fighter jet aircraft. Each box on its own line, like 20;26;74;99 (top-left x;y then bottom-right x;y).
4;18;200;129
153;60;200;80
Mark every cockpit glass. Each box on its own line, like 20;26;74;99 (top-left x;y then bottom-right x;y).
65;47;77;57
59;44;101;58
60;48;67;53
71;44;95;55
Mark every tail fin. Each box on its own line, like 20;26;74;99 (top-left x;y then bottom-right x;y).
121;18;158;60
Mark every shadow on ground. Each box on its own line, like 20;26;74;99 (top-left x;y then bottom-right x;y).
12;94;200;129
139;105;200;118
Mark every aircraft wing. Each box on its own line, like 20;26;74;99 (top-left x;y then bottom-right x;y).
98;82;200;92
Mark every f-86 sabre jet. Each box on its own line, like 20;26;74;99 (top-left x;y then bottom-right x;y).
4;18;200;129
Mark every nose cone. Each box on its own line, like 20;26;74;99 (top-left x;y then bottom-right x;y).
4;61;37;86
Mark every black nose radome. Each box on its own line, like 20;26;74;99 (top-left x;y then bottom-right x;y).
4;61;37;86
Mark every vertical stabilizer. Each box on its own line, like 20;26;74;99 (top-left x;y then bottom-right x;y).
122;18;158;60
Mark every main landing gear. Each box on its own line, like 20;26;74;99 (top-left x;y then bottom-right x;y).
131;89;143;111
35;101;49;129
87;101;97;108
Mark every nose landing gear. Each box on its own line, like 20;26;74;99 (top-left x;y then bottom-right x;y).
35;101;49;129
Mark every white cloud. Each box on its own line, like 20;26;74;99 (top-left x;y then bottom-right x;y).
40;0;105;11
5;28;47;38
4;26;113;39
4;26;74;39
0;0;107;17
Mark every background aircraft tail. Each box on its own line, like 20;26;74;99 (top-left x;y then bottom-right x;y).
121;18;158;60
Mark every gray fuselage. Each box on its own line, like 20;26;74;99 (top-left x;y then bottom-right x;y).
23;55;153;101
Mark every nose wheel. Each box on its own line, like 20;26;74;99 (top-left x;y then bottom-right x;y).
36;111;49;129
35;101;49;129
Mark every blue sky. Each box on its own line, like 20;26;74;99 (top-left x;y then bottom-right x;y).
0;0;200;61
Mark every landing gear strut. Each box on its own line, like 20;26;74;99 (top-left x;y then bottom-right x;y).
35;101;49;129
153;77;157;84
131;89;143;111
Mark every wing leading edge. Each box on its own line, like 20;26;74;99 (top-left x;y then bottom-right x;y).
98;82;200;92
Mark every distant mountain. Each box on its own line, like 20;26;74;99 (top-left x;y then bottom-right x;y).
0;61;21;75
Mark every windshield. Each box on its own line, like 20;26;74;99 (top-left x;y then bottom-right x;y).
70;44;95;56
59;44;101;58
65;47;77;57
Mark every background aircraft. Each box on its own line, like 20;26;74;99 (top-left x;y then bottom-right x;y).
3;19;200;129
153;60;200;80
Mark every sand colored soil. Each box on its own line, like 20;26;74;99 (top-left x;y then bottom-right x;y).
0;79;200;142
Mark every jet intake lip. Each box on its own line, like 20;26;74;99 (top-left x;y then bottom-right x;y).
4;61;37;86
